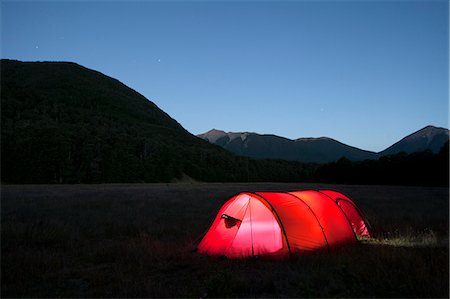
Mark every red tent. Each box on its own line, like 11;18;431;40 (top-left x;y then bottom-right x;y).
197;190;370;258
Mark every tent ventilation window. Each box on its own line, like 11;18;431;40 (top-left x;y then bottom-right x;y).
221;214;242;228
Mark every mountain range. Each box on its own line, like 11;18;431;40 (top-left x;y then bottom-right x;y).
1;59;448;184
198;126;449;163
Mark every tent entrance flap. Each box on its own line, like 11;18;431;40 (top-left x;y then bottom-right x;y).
226;195;283;257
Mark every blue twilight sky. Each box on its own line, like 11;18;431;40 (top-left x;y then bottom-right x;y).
1;0;448;152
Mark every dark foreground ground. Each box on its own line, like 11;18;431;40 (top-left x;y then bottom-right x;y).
1;183;449;298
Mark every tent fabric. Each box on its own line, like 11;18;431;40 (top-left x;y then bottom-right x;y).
318;190;371;238
197;190;371;258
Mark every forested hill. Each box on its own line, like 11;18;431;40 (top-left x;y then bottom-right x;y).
1;59;313;183
1;60;447;186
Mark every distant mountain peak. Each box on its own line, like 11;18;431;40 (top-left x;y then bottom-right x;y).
198;129;259;143
208;128;226;134
296;137;332;141
404;125;446;141
380;125;449;155
198;129;227;143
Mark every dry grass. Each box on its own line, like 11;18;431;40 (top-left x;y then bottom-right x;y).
1;183;448;298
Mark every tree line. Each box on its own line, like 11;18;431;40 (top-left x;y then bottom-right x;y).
2;60;447;186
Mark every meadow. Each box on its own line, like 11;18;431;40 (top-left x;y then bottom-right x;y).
1;183;448;298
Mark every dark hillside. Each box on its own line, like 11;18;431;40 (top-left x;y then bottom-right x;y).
1;60;184;130
1;60;314;183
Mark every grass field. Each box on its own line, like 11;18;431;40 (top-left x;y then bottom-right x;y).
1;183;448;298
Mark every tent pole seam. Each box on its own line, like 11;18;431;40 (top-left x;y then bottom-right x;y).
249;198;254;257
337;197;372;236
248;192;292;257
225;200;251;257
317;191;358;241
319;190;373;234
285;192;330;252
340;197;373;232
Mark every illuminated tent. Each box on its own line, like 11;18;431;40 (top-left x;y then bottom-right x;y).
197;190;370;258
